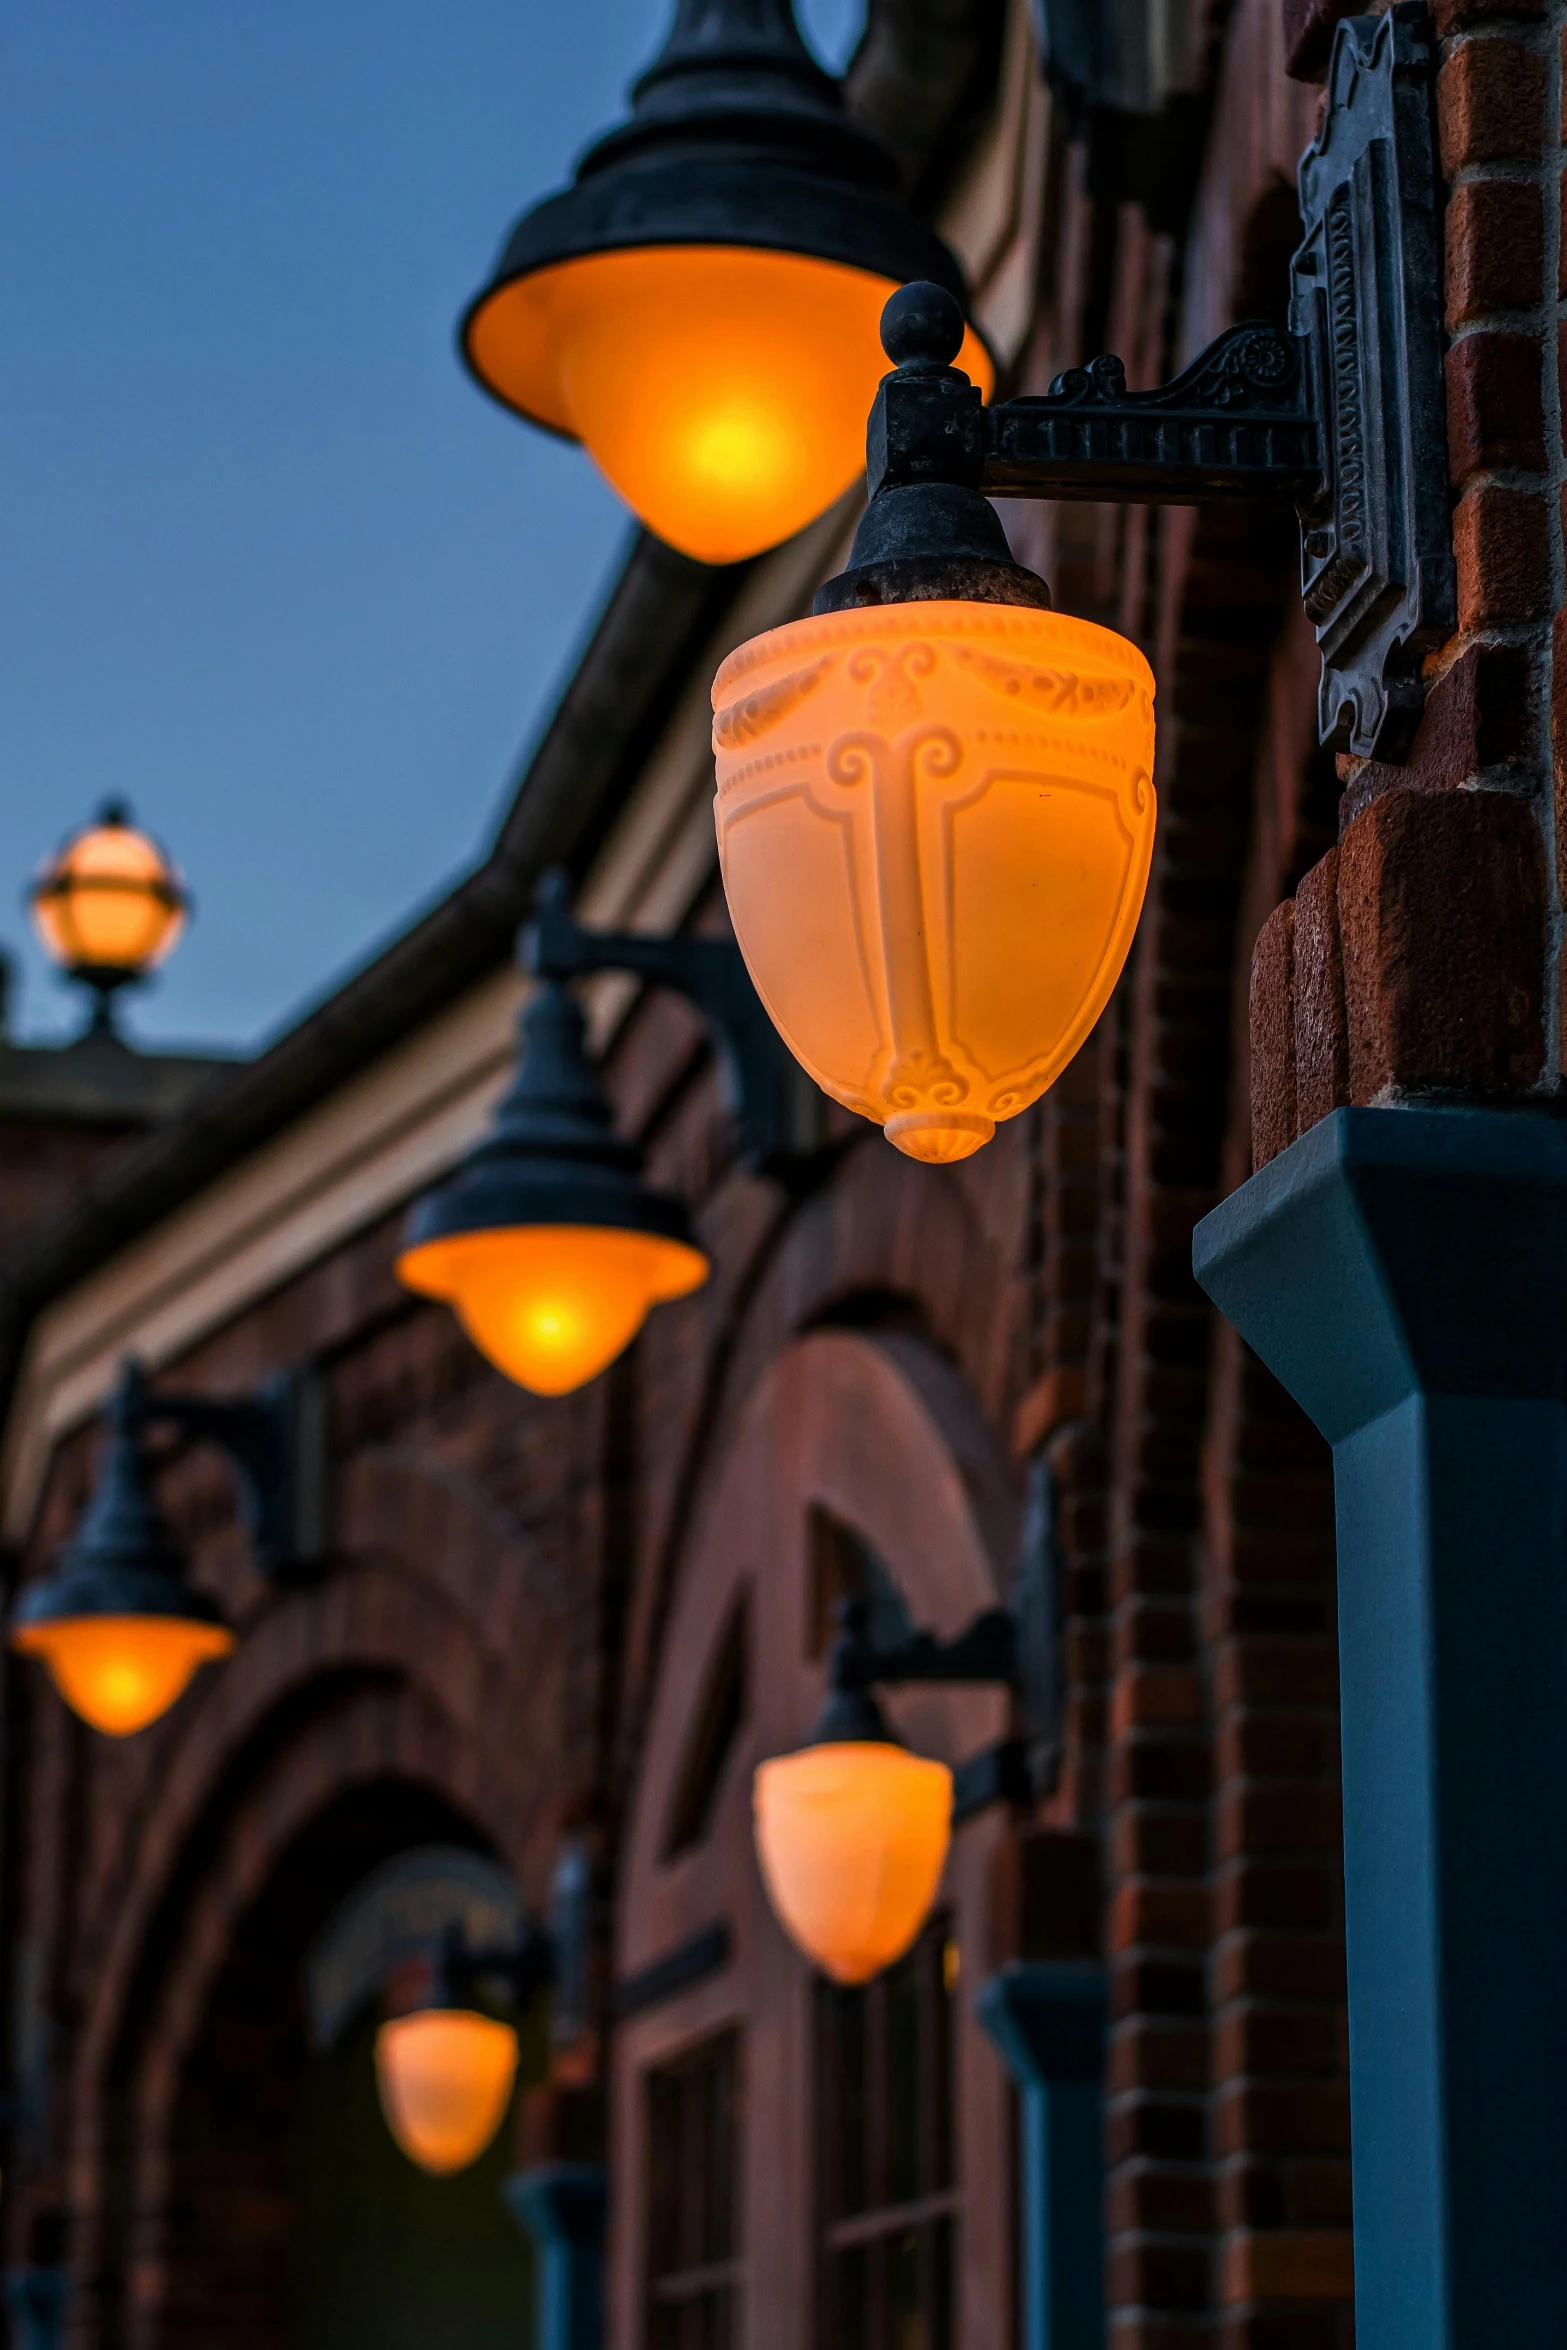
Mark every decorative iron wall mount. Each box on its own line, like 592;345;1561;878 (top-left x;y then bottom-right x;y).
826;4;1453;764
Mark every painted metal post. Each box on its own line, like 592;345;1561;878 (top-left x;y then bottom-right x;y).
1193;1105;1567;2350
976;1963;1107;2350
503;2164;608;2350
3;2269;68;2350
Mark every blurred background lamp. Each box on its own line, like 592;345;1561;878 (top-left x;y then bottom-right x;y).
30;799;189;1032
460;0;992;563
397;977;708;1396
754;1735;952;1985
10;1371;233;1736
374;2007;521;2176
712;284;1156;1160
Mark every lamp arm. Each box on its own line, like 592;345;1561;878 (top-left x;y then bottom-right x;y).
130;1366;327;1580
841;6;1451;762
523;871;808;1176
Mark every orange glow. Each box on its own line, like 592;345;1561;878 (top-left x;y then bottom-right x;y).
374;2008;520;2175
466;245;994;566
753;1740;953;1985
396;1223;709;1397
12;1614;234;1736
713;600;1157;1163
32;816;185;975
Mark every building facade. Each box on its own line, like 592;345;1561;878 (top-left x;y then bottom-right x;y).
2;0;1558;2344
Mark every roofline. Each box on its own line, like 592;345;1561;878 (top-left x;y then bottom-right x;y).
0;0;1009;1414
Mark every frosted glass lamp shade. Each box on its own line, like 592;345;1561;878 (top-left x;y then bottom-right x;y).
467;245;993;565
396;1224;709;1398
31;805;187;978
12;1614;234;1736
713;602;1156;1163
374;2008;520;2175
753;1740;953;1985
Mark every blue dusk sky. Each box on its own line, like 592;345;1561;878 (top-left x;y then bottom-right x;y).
1;0;860;1052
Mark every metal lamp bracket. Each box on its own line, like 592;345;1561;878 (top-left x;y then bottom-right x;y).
127;1359;329;1580
817;1454;1063;1817
853;5;1450;764
524;869;824;1178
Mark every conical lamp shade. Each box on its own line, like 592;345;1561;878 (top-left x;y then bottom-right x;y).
398;979;707;1395
461;0;991;563
10;1364;233;1735
753;1740;952;1984
374;2008;520;2175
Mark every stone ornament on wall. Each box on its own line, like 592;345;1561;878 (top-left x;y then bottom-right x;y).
713;601;1156;1166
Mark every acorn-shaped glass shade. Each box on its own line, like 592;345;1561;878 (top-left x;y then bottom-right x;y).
374;2009;520;2175
467;246;994;566
753;1740;953;1985
396;978;709;1396
31;802;187;980
397;1224;708;1397
712;602;1156;1163
12;1616;234;1737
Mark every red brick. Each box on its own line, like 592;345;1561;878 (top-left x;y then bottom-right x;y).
1282;0;1368;78
1437;40;1547;174
1249;900;1296;1169
1289;852;1347;1135
1446;332;1545;478
1444;179;1544;322
1338;787;1547;1098
1219;2232;1355;2305
1432;0;1544;30
1339;641;1536;825
1453;483;1551;626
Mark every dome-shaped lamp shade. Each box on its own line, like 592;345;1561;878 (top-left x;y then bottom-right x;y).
397;1224;708;1398
11;1615;234;1737
374;2009;520;2175
466;248;994;566
712;602;1156;1164
31;804;187;979
753;1741;953;1985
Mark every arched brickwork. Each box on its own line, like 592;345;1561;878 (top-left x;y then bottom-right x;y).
56;1442;578;2350
611;1329;1018;2350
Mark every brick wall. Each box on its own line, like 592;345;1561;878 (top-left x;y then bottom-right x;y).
1253;0;1565;1163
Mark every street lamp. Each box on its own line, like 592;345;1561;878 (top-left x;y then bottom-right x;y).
397;870;813;1396
10;1359;321;1735
711;7;1452;1158
29;801;188;1036
755;1512;1058;1984
369;1851;592;2178
459;0;992;564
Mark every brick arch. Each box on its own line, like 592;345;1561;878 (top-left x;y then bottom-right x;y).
619;1121;1030;1822
611;1326;1019;2350
64;1442;574;2349
113;1687;506;2350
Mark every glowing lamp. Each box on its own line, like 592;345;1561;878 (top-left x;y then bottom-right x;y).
374;2008;520;2175
755;1741;953;1985
12;1615;233;1738
398;977;708;1396
461;0;989;563
31;800;187;995
10;1370;233;1736
711;282;1156;1160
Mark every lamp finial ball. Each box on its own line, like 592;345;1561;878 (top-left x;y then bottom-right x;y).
880;281;965;370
